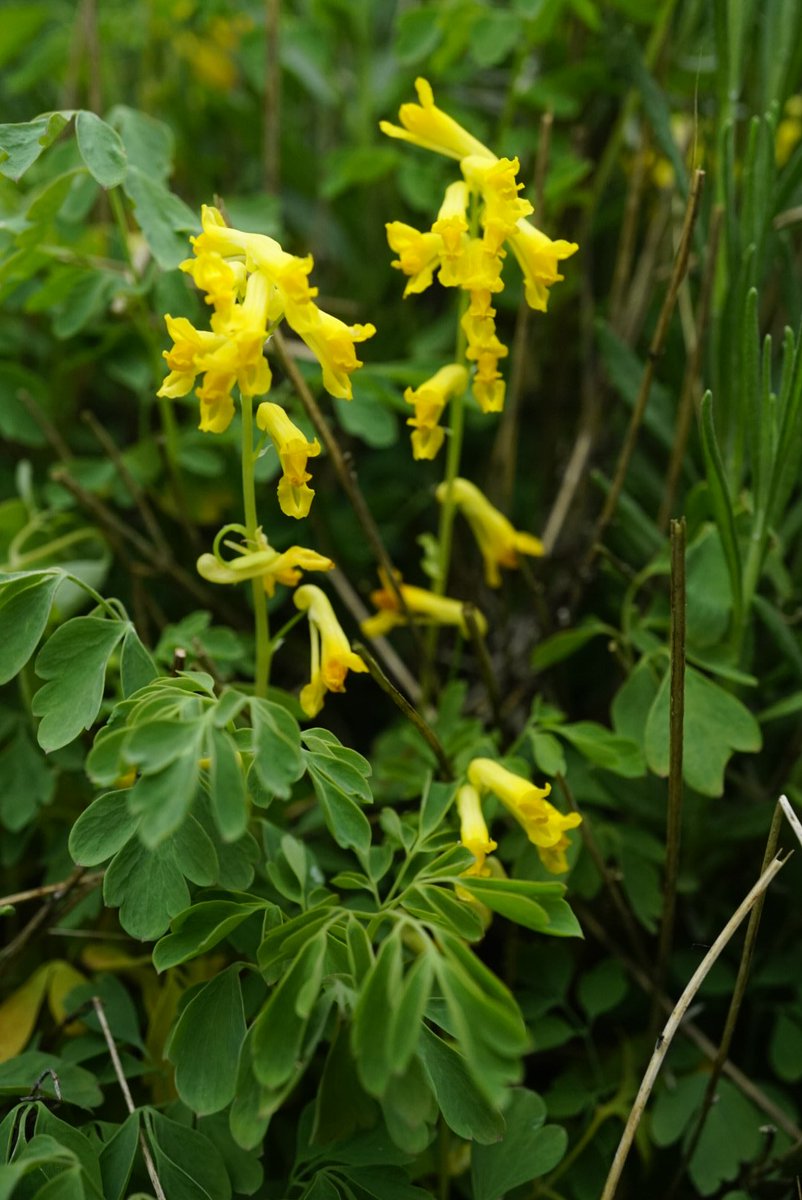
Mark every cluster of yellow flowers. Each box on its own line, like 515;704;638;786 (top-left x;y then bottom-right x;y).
159;204;374;517
382;78;578;453
458;759;582;876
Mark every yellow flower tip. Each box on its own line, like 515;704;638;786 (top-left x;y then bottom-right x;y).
410;426;446;460
380;77;496;163
296;311;375;400
509;219;579;312
438;476;543;585
457;784;497;876
473;376;506;414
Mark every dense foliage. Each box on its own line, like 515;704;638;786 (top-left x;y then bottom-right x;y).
2;2;802;1199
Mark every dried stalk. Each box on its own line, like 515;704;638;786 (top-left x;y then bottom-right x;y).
355;641;453;780
92;996;167;1200
599;853;788;1200
0;872;103;909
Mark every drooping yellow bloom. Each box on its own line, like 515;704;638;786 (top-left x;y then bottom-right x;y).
385;222;444;296
293;585;368;717
256;402;321;519
507;219;579;313
432;181;470;259
403;363;468;460
467;758;581;875
461;155;533;254
456;784;497;876
197;531;333;597
379;77;495;162
437;477;544;587
295;310;376;401
361;570;486;639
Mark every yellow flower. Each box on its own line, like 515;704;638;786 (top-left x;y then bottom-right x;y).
158;315;225;398
197;531;333;597
403;363;468;460
438;236;504;293
180;250;246;313
437;477;544;587
361;570;486;638
293;585;368;717
385;222;443;296
379;77;495;163
461;155;533;254
457;784;497;876
296;310;376;400
467;758;581;874
432;181;470;258
256;402;321;519
777;95;802;166
507;219;579;313
196;371;237;433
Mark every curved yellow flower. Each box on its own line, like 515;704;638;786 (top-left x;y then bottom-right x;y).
385;222;443;296
256;402;321;519
457;784;497;876
361;570;486;639
467;758;581;874
508;219;579;313
197;532;333;597
403;363;468;460
294;585;367;717
432;181;470;258
437;477;544;587
158;316;225;399
379;77;495;163
296;311;376;401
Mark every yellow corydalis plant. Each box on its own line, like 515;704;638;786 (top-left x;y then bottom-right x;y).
467;758;582;875
159;203;375;444
293;585;368;718
404;363;468;460
381;78;577;417
361;570;487;638
436;477;544;586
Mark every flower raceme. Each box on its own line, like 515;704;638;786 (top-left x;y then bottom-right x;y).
404;363;468;460
361;569;487;639
293;585;367;717
467;758;582;875
196;530;333;598
437;477;544;587
158;204;375;444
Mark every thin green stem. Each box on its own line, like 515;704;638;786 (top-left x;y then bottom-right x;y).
240;393;271;696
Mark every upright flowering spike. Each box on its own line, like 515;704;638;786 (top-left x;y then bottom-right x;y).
379;77;496;162
361;570;486;639
437;477;544;586
508;219;579;312
403;363;468;460
467;758;581;874
256;402;321;519
457;784;497;876
294;585;367;717
197;531;333;597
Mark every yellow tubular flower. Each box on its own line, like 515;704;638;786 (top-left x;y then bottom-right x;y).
403;363;468;460
386;222;444;295
158;316;225;398
436;477;544;586
432;181;470;259
293;585;367;718
197;532;333;597
379;77;496;162
180;250;246;313
467;758;581;874
196;371;237;433
457;784;497;876
297;310;376;401
256;402;321;519
360;570;486;639
508;219;579;312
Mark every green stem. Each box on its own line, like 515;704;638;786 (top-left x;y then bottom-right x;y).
240;393;271;696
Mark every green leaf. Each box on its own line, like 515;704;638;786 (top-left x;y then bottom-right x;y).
419;779;456;840
472;1089;567;1199
75;111;127;188
351;931;403;1096
0;112;70;181
251;932;327;1088
168;967;246;1115
128;749;202;847
33;616;127;752
322;147;400;201
644;666;762;796
0;727;54;832
470;9;522;67
98;1114;139;1200
122;166;199;269
154;900;265;971
0;570;61;685
307;760;372;855
69;790;139;866
532;619;615;670
119;626;158;697
334;377;399;448
577;959;628;1020
395;5;443;62
146;1111;231;1200
0;1051;101;1108
769;1011;802;1082
530;732;566;777
206;726;248;842
418;1027;505;1144
556;721;645;777
699;393;743;627
250;698;303;798
103;837;192;940
108;105;174;180
611;659;659;745
688;1080;763;1195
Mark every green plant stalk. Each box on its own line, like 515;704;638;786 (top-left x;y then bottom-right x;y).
240;393;271;696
